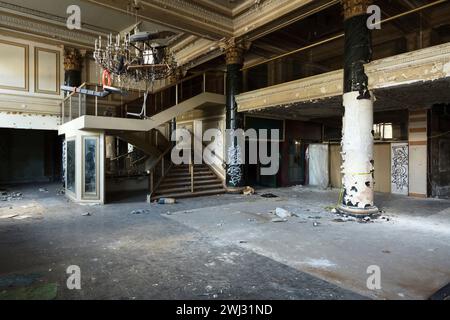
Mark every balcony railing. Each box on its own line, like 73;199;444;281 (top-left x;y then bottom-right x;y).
241;0;450;93
61;70;225;125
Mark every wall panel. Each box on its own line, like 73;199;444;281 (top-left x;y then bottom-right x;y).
0;40;28;91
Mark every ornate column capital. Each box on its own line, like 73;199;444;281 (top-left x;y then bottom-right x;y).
220;38;251;65
341;0;372;21
169;67;185;83
63;48;82;71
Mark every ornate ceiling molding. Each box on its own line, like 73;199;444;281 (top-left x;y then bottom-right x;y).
0;1;113;35
0;0;344;70
0;12;98;48
85;0;233;40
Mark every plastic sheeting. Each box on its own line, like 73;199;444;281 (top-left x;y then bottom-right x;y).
307;144;329;188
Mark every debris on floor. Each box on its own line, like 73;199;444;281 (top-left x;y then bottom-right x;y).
332;215;357;223
1;191;23;201
273;207;295;219
56;188;65;196
243;186;255;196
358;216;374;224
313;222;321;227
271;218;288;223
131;209;151;215
0;202;44;220
0;213;19;219
260;193;278;198
158;198;176;204
38;188;48;193
13;215;33;220
82;212;92;217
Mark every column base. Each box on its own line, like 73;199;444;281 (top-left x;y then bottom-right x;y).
226;186;245;194
337;204;379;217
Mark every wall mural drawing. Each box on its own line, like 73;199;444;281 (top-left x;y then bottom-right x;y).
391;143;409;195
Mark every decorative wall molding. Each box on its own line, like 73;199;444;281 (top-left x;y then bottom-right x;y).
34;47;61;95
0;93;61;116
0;39;29;92
0;112;60;130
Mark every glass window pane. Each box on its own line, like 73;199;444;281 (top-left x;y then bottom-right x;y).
66;140;76;192
84;138;97;194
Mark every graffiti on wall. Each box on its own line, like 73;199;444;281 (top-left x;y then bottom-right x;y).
391;143;409;195
226;144;243;187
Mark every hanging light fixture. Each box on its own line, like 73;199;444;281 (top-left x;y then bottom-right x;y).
93;0;177;87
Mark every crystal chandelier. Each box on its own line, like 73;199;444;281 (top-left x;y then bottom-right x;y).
93;1;177;86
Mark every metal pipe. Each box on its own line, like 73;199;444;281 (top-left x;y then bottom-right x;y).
95;85;98;116
69;96;72;121
203;72;206;93
242;0;448;71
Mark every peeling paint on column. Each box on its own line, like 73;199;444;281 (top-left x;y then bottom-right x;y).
341;92;376;212
338;1;378;215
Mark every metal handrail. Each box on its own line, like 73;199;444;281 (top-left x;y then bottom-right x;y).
152;69;225;95
62;82;87;103
185;129;225;185
123;70;225;114
148;145;173;197
186;128;226;166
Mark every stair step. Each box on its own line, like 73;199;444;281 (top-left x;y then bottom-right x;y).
171;166;209;171
163;174;217;183
159;179;222;188
151;188;226;201
170;168;211;174
166;172;216;179
155;183;224;195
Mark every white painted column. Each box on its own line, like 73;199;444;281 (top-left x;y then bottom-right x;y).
339;92;378;215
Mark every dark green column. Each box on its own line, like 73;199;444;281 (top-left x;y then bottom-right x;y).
170;118;177;147
225;44;245;191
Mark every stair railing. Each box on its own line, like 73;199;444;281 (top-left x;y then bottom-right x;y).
148;146;173;197
190;148;195;193
186;129;226;183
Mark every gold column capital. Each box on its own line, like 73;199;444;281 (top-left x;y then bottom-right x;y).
341;0;373;20
169;66;185;83
64;48;82;71
220;38;251;65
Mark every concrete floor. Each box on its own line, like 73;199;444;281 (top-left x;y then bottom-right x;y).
0;183;449;300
